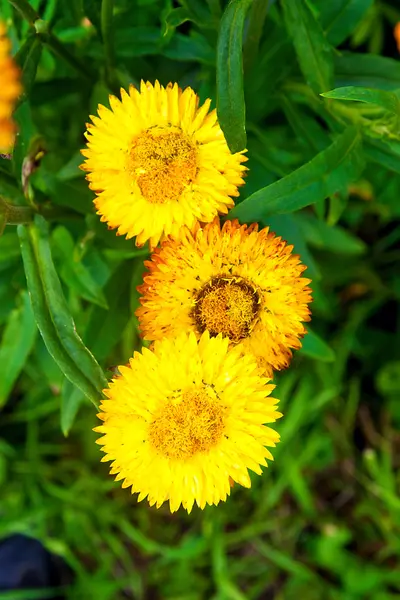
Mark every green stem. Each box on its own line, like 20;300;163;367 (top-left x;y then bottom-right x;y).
101;0;118;92
9;0;94;81
3;203;34;224
1;197;79;226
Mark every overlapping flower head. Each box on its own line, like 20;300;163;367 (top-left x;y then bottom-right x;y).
0;22;21;152
81;81;247;247
84;81;312;512
137;219;312;377
95;331;281;513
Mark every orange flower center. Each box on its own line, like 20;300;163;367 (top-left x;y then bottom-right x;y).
193;276;260;342
128;126;198;204
148;388;225;459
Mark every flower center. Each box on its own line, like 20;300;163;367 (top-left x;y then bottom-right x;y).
128;126;198;204
193;276;260;342
149;388;225;459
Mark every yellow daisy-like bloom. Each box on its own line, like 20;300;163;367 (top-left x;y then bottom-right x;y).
81;81;247;247
95;331;280;512
0;22;21;152
137;220;312;376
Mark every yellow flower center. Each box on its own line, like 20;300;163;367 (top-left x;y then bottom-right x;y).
193;276;260;342
128;126;198;204
149;388;225;459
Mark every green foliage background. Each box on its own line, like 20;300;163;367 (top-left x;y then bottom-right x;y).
1;0;400;598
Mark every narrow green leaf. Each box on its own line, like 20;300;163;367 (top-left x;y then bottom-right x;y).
264;214;321;281
18;223;99;404
281;96;331;153
178;0;212;25
84;262;131;362
365;139;400;175
334;52;400;91
18;218;106;406
14;33;42;100
317;0;374;46
61;378;86;436
216;0;252;152
296;214;367;255
322;86;400;114
0;167;24;202
52;226;108;309
29;215;107;393
164;32;215;64
41;175;94;214
281;0;333;94
243;0;270;71
299;328;335;362
255;540;316;580
0;291;37;408
230;127;364;222
163;7;193;37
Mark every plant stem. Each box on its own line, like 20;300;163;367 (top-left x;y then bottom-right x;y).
2;203;34;224
8;0;94;81
1;196;79;227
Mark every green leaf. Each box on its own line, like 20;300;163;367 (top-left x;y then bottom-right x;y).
162;7;193;37
281;96;331;153
84;262;132;362
164;31;215;64
296;214;367;255
52;226;108;309
18;216;107;406
40;175;94;214
365;139;400;175
0;232;22;268
230;127;364;222
14;33;42;100
299;328;335;362
322;86;400;114
243;0;270;71
29;216;107;391
316;0;374;46
61;378;86;436
179;0;212;24
334;52;400;91
264;214;321;281
0;167;24;203
0;291;37;408
216;0;251;152
114;27;161;58
281;0;333;94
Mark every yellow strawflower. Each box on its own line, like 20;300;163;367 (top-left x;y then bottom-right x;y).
95;331;281;513
81;81;247;247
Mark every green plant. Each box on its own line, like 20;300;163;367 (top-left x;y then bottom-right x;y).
1;0;400;598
